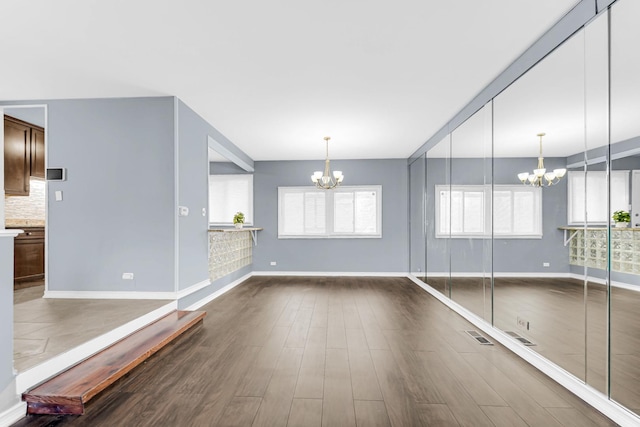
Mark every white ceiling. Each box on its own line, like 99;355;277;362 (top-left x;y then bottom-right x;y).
429;0;640;159
0;0;580;161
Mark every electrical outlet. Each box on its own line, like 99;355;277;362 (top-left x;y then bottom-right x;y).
543;262;550;267
122;273;134;280
517;316;530;331
270;261;277;266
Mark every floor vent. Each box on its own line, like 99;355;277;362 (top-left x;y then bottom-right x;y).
506;331;536;346
465;330;493;345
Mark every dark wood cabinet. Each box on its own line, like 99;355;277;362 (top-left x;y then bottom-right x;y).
31;127;45;179
4;117;30;195
14;227;45;283
4;115;45;195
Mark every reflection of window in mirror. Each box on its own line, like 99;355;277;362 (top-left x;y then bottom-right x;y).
435;184;541;238
566;170;629;224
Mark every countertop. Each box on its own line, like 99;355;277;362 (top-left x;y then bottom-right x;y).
5;219;45;227
558;226;640;231
209;227;262;232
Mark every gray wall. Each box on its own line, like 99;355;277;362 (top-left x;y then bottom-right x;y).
424;156;569;274
176;100;210;291
253;159;409;272
409;157;426;273
43;97;177;292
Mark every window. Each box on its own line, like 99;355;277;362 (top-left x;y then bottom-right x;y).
278;186;382;238
567;170;629;225
435;185;542;238
208;174;253;225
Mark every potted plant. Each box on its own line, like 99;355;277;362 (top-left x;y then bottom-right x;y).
233;211;245;229
612;210;631;228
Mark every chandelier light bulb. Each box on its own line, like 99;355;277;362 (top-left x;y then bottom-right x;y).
311;137;344;190
517;133;566;187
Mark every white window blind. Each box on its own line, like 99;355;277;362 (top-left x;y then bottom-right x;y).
278;186;382;238
567;170;629;224
208;174;253;225
493;187;541;236
436;185;541;238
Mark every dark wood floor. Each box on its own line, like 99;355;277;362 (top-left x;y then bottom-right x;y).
12;276;616;426
424;274;640;416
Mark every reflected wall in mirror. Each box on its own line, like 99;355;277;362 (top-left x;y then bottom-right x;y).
450;103;492;321
492;21;588;381
609;0;640;413
424;134;451;296
582;10;609;396
409;154;426;276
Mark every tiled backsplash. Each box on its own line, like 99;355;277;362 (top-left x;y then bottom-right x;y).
4;179;46;223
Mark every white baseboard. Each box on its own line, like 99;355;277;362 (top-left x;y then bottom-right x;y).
44;290;177;300
43;278;214;300
177;279;211;299
408;274;640;427
567;273;640;292
252;271;407;277
419;271;574;278
16;301;177;393
0;401;26;427
185;273;252;311
413;271;640;293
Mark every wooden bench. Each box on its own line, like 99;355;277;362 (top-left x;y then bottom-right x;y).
23;310;206;415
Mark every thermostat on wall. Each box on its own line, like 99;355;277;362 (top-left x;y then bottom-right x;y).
46;168;66;181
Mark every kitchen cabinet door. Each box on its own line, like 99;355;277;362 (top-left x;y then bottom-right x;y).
31;127;45;179
4;117;30;195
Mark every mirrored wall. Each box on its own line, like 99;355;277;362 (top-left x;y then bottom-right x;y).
410;0;640;417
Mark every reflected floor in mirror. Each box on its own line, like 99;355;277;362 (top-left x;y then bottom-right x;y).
13;285;169;372
423;275;640;414
13;277;615;426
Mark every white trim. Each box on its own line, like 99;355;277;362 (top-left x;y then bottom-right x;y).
0;230;21;238
43;290;178;300
174;97;180;295
419;271;575;278
185;273;252;310
16;301;177;393
417;271;640;293
0;401;26;427
610;280;640;292
176;279;211;299
43;104;49;295
567;272;640;292
208;135;254;173
43;278;214;300
407;275;640;427
252;271;407;277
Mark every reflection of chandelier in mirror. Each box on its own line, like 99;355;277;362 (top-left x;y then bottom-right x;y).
311;136;344;189
517;133;566;187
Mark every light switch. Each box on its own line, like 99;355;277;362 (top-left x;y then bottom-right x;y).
55;190;63;201
179;206;189;216
202;208;207;217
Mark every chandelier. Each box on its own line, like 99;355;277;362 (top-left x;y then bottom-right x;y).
517;133;566;187
311;136;344;189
